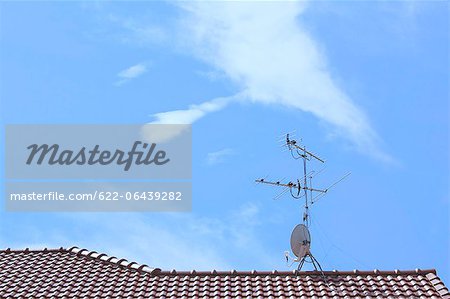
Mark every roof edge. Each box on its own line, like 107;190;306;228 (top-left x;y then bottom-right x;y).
153;268;437;276
0;246;159;275
424;271;450;299
0;247;65;253
0;247;440;280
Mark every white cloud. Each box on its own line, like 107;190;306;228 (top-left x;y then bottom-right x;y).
150;93;242;124
141;93;242;143
165;1;391;162
115;62;148;85
206;148;235;165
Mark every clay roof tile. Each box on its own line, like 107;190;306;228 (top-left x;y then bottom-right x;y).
0;247;448;298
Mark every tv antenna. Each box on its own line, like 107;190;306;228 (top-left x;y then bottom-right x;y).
255;132;350;271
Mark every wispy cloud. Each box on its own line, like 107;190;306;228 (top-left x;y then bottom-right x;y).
115;62;148;86
102;2;391;161
141;93;242;143
173;1;391;162
206;148;235;166
151;95;234;124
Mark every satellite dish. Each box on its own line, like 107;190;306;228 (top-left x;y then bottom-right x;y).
290;224;311;258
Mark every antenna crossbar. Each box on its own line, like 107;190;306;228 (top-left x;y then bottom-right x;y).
286;134;324;163
255;179;327;193
288;143;324;163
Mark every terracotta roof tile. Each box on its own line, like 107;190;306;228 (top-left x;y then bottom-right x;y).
0;247;448;298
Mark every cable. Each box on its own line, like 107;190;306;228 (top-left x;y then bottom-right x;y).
289;187;302;199
313;218;371;269
290;149;302;160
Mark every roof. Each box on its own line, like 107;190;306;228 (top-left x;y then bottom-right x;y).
0;247;448;298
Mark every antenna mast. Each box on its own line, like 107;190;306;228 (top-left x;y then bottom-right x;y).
255;132;349;271
287;133;325;226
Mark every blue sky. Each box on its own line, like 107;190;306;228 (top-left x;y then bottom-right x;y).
0;1;448;284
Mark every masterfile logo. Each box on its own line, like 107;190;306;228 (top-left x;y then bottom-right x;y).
5;124;191;179
4;124;192;212
26;141;170;171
